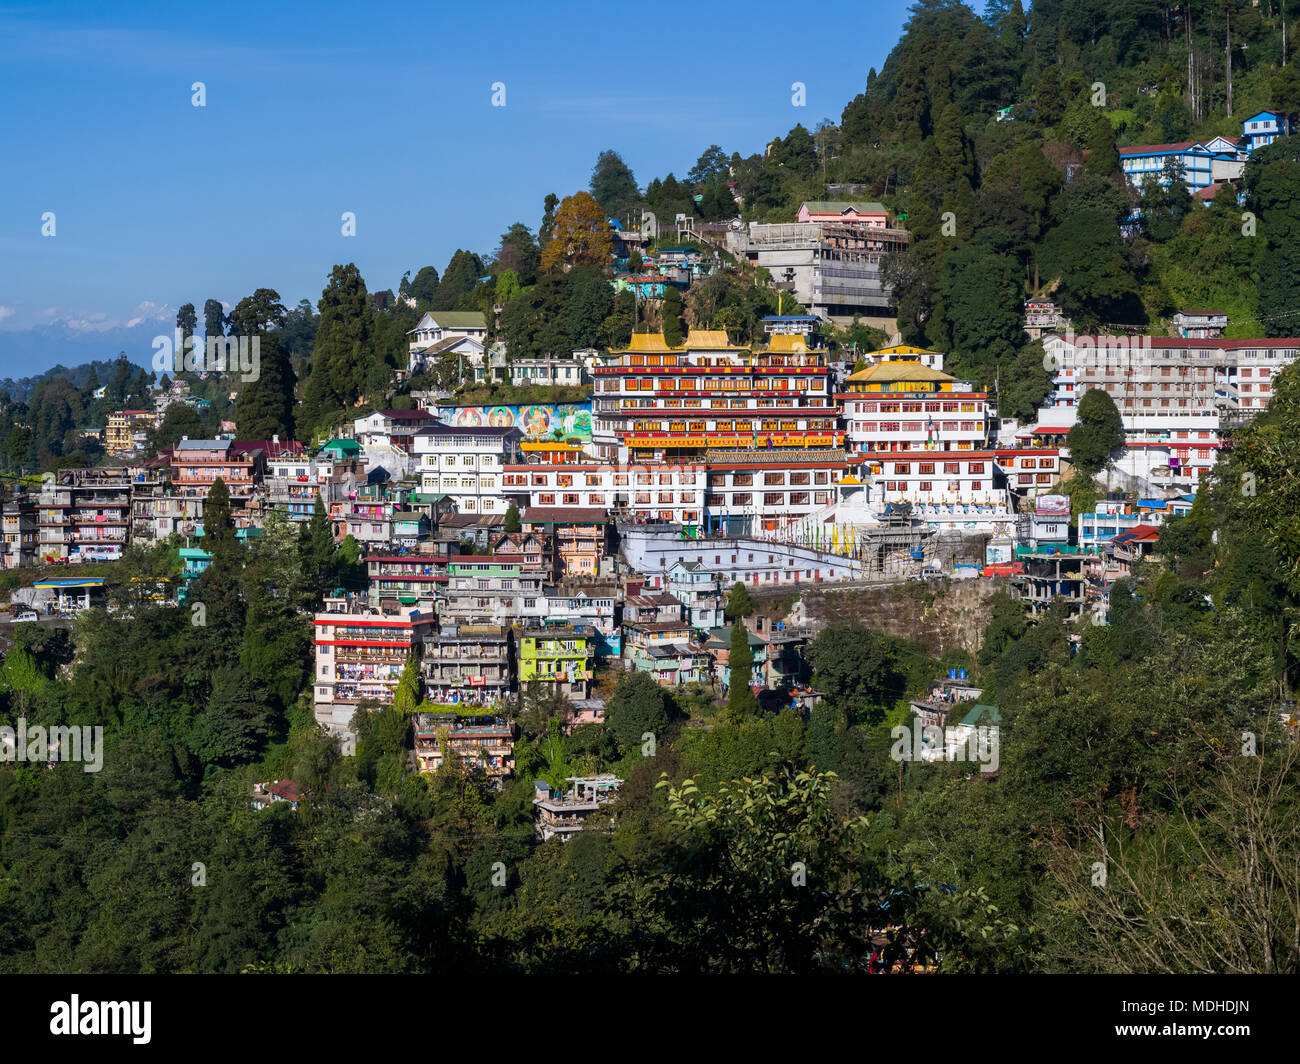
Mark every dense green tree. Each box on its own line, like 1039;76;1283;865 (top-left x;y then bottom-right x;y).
496;223;541;286
301;264;374;432
203;298;226;340
1066;387;1123;475
724;580;755;620
229;288;294;441
590;150;640;223
433;250;486;311
726;624;759;722
603;671;675;755
661;287;684;347
1245;138;1300;336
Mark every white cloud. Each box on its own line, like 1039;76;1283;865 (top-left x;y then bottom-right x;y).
0;306;13;325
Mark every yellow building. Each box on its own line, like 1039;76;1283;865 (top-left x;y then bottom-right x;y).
105;410;154;454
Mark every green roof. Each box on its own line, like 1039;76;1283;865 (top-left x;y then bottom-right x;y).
427;311;486;329
958;704;1001;727
318;438;361;456
801;200;888;215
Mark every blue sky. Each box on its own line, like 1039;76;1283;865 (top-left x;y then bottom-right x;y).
0;0;913;375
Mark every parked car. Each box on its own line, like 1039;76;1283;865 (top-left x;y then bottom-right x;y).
951;565;980;580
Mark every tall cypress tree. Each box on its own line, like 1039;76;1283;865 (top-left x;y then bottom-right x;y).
229;289;295;442
727;623;759;722
301;264;374;434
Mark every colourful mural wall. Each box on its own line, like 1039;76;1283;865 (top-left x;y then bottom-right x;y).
436;402;592;442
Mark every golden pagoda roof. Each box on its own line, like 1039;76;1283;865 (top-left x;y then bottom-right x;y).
765;334;824;354
844;361;956;385
626;333;675;352
684;329;732;348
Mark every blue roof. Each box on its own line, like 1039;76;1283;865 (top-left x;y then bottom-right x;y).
33;578;106;588
762;315;821;322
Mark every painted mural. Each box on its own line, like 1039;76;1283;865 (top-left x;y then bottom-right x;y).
436;401;592;442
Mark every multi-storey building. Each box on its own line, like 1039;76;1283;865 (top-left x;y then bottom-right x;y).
1119;141;1229;192
37;468;134;563
352;408;439;452
533;775;622;841
1241;109;1291;152
170;437;304;529
414;712;514;784
665;560;725;632
1024;300;1070;340
413;425;523;516
328;482;403;548
624;619;709;687
840;359;1022;522
1041;333;1300;486
591;331;842;463
365;550;449;612
311;594;436;735
621;588;684;625
518;623;594;700
1;493;37;570
725;217;909;319
842;360;988;461
105;410;154;454
420;623;513;706
536;588;621;657
264;442;367;524
502;460;707;528
439;538;549;624
406;311;488;357
703;449;846;536
520;506;610;579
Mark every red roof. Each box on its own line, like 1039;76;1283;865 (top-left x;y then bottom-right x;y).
237;439;307;459
1047;335;1300;349
522;506;610;525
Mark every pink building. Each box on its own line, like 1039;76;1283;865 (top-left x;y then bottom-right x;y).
796;200;889;227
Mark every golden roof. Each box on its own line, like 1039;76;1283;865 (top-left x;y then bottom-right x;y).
844;361;955;385
875;344;941;356
766;334;818;353
684;329;732;348
627;333;675;352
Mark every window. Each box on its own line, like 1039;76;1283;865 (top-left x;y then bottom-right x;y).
539;493;555;505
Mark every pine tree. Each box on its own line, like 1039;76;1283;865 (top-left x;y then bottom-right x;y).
203;299;226;341
229;289;295;442
203;477;236;557
725;580;755;621
301;264;374;433
726;623;759;722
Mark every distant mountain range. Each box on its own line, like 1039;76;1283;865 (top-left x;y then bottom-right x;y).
0;321;160;391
